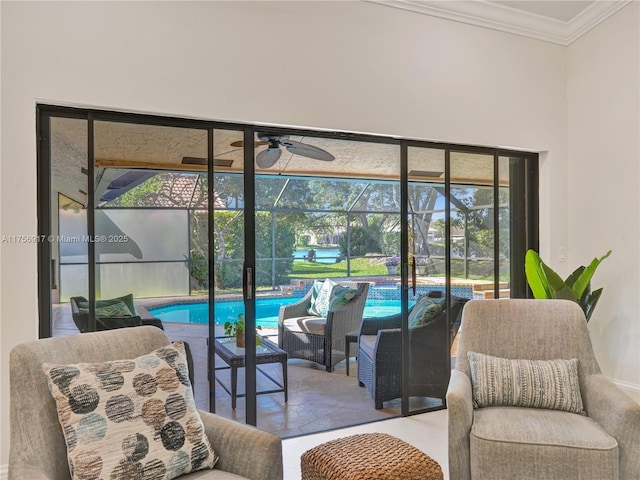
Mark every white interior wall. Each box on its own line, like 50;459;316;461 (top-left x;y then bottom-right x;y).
567;2;640;387
0;0;635;466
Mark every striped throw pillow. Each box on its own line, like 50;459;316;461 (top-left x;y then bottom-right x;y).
467;351;586;415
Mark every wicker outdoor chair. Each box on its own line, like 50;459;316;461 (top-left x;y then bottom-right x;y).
357;294;468;408
70;294;164;332
278;282;370;372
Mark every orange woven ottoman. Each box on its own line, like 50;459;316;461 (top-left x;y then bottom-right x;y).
300;433;443;480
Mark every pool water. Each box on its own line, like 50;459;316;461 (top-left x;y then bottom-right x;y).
149;297;404;329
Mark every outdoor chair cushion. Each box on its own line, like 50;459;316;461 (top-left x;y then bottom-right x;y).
282;316;326;336
358;334;377;359
42;341;217;480
77;300;133;318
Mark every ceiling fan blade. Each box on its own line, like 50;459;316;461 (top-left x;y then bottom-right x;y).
256;148;282;169
282;140;335;161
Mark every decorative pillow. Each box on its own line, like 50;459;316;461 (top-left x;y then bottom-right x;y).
78;300;133;317
307;278;336;317
43;342;217;480
467;351;586;415
77;294;137;318
408;296;446;328
327;284;358;312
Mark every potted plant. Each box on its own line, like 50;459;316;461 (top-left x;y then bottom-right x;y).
224;313;262;347
524;249;611;322
385;255;400;274
415;256;430;275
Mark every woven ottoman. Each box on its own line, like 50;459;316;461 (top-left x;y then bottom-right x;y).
300;433;443;480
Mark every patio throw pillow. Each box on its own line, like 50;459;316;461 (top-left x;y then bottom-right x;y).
42;341;217;480
307;279;357;317
78;300;133;318
327;284;358;312
467;351;586;415
307;278;335;317
77;294;137;317
408;296;446;328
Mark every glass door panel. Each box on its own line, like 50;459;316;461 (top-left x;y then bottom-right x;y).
93;120;209;407
450;152;496;299
254;132;402;432
407;147;449;413
211;128;248;420
498;156;512;298
51;117;89;337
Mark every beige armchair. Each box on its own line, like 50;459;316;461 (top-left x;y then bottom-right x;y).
9;326;283;480
447;299;640;480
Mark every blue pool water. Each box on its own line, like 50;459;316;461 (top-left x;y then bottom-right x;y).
149;297;403;329
293;248;341;264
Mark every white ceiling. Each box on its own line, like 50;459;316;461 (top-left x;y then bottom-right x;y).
370;0;631;45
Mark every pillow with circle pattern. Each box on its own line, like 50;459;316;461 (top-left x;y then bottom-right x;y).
42;341;216;480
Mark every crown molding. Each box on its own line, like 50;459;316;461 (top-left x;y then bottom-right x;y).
368;1;632;45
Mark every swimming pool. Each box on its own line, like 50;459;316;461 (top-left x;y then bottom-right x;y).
149;297;405;329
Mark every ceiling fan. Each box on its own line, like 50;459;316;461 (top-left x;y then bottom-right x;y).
254;133;335;169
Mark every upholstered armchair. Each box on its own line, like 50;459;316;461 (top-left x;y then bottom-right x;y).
357;294;468;408
447;299;640;480
9;326;283;480
278;281;370;372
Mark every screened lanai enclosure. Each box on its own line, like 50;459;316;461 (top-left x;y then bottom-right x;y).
58;167;513;301
40;107;537;435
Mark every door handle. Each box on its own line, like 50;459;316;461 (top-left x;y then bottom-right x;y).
412;257;417;296
243;266;253;300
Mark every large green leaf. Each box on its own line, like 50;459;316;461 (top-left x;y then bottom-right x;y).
572;250;611;300
554;284;578;302
525;250;551;299
564;266;584;289
540;262;569;299
584;288;603;322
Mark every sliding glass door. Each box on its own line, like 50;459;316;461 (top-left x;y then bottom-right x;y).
39;105;538;436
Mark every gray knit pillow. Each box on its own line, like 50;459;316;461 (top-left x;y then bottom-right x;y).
467;351;586;415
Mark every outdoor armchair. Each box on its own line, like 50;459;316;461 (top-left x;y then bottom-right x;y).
447;299;640;480
9;326;283;480
70;294;164;332
278;281;370;372
357;293;468;408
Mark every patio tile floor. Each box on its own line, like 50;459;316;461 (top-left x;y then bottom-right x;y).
53;300;442;438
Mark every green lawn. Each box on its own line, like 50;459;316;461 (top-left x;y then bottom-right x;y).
290;258;386;278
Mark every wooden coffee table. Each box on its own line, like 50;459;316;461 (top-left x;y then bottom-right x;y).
213;336;288;410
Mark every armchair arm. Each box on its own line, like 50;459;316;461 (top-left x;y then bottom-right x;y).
583;374;640;479
446;369;474;480
278;288;313;324
8;466;54;480
198;410;283;480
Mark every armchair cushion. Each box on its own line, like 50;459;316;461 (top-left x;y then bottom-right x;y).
471;407;618;478
468;351;586;415
42;341;216;480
